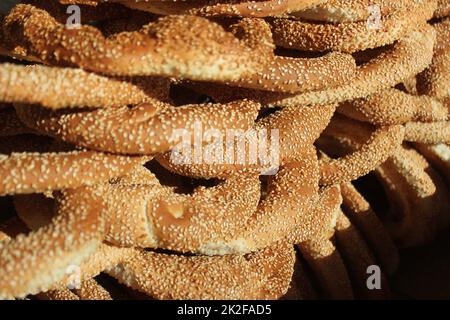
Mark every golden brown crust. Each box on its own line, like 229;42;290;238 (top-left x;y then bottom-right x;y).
434;0;450;18
0;186;104;299
189;25;436;107
291;0;412;23
156;103;336;179
417;18;450;98
116;0;327;17
15;100;260;155
404;121;450;144
337;88;449;126
0;63;170;109
270;0;436;53
1;4;259;81
0;150;146;195
109;242;296;300
319;115;404;186
74;279;112;300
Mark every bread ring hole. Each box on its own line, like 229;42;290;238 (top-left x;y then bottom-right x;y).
0;134;53;154
352;43;395;66
93;273;155;300
144;247;197;258
256;106;282;121
274;47;325;59
353;173;391;222
169;83;214;106
0;199;17;228
146;159;222;195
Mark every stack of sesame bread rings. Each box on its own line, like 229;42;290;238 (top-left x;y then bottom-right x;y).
0;0;448;300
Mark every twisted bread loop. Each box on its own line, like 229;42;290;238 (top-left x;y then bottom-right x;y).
414;143;450;184
417;18;450;99
112;0;328;17
337;88;449;126
291;0;412;23
376;146;450;247
0;143;146;195
14;193;296;300
186;25;436;107
15;99;260;155
319;115;405;186
403;121;450;144
226;18;357;93
55;147;319;254
156;103;336;179
0;63;171;109
0;186;104;299
1;4;258;81
318;128;450;248
1;4;357;94
270;0;436;53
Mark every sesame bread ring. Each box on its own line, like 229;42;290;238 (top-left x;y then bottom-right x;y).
72;279;112;300
414;143;450;184
319;115;405;186
294;183;353;299
375;146;450;247
66;150;317;255
98;166;262;252
288;184;343;244
292;0;412;24
270;0;436;53
404;121;450;144
434;0;450;18
0;186;104;299
0;63;170;109
209;147;318;254
337;88;449;126
16;99;260;154
334;209;391;299
298;235;354;299
0;219;81;301
417;18;450;99
113;0;327;17
156;103;336;179
108;242;296;300
320;131;450;247
1;4;258;81
186;25;436;107
0;149;146;195
15;99;260;155
340;182;399;275
225;18;356;93
14;194;127;299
